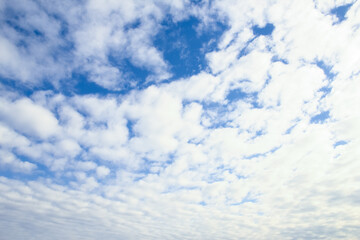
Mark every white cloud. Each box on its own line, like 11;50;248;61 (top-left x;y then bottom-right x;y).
0;0;193;88
1;0;360;239
0;97;60;139
206;27;254;74
0;36;31;81
0;0;71;84
96;166;110;179
85;61;124;89
0;122;30;149
219;49;273;95
164;72;221;102
0;149;36;173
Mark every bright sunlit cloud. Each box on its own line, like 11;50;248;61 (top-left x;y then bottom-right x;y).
1;0;360;239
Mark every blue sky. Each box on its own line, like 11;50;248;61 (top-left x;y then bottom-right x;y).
1;0;360;239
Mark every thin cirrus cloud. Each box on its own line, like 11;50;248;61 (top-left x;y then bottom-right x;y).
0;0;360;239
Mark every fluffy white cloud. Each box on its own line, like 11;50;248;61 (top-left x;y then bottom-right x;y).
1;0;360;239
96;166;110;179
0;97;60;139
0;150;36;173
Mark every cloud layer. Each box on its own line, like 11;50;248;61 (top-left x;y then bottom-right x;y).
1;0;360;239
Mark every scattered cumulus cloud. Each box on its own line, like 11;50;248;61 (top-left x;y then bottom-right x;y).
1;0;360;239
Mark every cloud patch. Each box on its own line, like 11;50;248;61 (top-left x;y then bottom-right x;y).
1;0;360;239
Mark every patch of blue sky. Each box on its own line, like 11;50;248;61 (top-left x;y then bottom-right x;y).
199;201;207;206
244;152;263;160
310;110;330;124
236;37;259;59
72;73;116;96
51;13;71;39
317;85;333;101
285;124;297;134
186;135;204;145
0;153;49;181
226;88;251;101
330;3;353;23
269;146;281;153
251;99;263;109
202;117;230;129
271;55;288;64
123;19;141;32
135;156;175;177
207;174;224;184
244;146;280;160
316;60;336;80
153;16;227;80
126;119;137;139
220;167;248;180
201;101;229;115
318;86;332;98
240;196;257;204
205;165;228;183
333;140;348;148
252;23;275;36
230;192;258;206
108;55;150;89
250;130;266;140
225;88;262;109
0;76;35;97
132;173;148;182
32;29;45;38
0;167;41;182
190;0;203;4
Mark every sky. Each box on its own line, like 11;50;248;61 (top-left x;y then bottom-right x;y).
0;0;360;239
